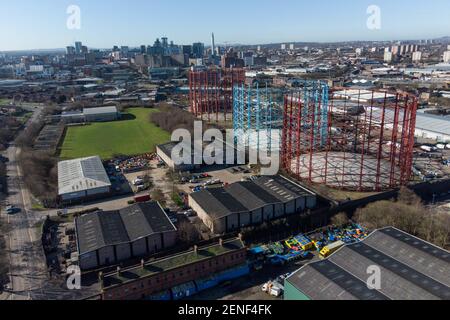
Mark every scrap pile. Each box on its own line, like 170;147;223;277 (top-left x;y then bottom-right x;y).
110;153;158;173
249;223;368;267
308;223;368;251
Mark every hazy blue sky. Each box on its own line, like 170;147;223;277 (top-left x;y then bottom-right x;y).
1;0;449;51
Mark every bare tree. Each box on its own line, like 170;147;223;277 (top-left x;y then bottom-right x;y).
331;212;349;227
355;197;450;249
177;221;200;244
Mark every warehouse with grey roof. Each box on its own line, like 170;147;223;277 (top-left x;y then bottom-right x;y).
61;106;120;123
75;202;177;270
284;227;450;300
189;175;316;234
58;156;111;202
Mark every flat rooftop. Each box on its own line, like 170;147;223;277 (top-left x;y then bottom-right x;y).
286;227;450;300
102;238;245;288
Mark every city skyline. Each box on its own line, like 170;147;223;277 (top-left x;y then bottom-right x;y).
1;0;450;51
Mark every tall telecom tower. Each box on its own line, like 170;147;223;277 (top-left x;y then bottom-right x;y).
211;32;216;57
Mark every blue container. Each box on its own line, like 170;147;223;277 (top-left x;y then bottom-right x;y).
195;276;220;292
146;290;172;301
215;264;250;283
171;281;197;300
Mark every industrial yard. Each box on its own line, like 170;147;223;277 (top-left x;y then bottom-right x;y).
1;1;450;306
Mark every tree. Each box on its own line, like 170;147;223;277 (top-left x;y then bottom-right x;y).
355;196;449;249
151;188;166;205
177;221;200;244
331;212;349;227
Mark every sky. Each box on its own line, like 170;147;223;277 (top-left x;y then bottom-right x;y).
0;0;449;51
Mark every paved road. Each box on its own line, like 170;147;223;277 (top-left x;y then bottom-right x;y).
0;106;49;300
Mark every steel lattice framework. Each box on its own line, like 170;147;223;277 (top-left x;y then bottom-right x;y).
189;68;245;122
282;88;418;192
232;82;284;153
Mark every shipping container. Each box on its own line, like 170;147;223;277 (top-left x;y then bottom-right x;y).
195;276;219;292
171;281;197;300
214;264;250;283
145;290;171;301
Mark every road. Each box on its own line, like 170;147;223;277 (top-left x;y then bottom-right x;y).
0;106;49;300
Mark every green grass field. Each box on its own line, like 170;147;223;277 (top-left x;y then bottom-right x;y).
60;108;170;160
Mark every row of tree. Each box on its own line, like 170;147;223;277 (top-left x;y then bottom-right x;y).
15;120;59;207
150;104;197;134
340;187;449;249
18;150;58;207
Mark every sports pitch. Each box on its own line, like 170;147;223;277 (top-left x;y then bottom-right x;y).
59;108;170;160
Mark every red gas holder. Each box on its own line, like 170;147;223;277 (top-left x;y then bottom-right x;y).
282;88;418;192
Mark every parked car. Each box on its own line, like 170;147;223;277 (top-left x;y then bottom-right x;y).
183;209;196;217
180;177;189;184
6;205;19;215
136;185;146;192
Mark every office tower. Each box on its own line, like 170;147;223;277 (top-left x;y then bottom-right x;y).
75;41;83;54
162;37;168;48
443;51;450;63
193;42;205;58
66;46;75;55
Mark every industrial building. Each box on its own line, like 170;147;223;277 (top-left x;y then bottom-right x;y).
75;202;177;270
58;156;111;202
282;88;418;191
233;83;285;153
189;67;245;122
61;106;120;123
156;141;199;172
414;113;450;142
101;237;247;300
189;175;317;234
156;138;238;172
285;227;450;300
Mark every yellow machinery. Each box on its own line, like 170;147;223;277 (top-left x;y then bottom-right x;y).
319;240;345;259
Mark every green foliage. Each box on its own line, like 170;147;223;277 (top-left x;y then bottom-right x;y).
60;108;170;160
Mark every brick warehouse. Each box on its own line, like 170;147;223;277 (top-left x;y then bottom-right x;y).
100;237;247;300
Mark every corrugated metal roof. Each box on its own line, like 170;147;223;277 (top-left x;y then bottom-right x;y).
82;106;118;115
76;202;176;255
58;156;111;195
286;227;450;300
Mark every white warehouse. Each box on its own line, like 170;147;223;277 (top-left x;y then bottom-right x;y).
58;156;111;202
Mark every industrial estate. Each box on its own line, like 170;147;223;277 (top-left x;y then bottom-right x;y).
0;2;449;305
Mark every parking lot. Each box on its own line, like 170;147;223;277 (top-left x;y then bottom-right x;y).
175;165;257;195
413;147;450;181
